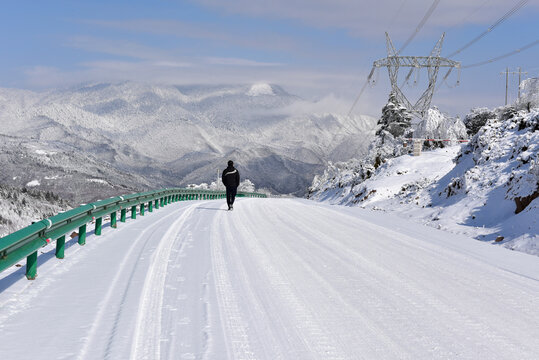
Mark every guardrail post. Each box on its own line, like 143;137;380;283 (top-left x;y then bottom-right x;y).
160;198;164;207
26;251;38;280
95;217;103;236
140;203;145;216
149;201;153;212
111;212;117;228
121;208;126;222
56;235;65;259
79;224;86;245
131;205;137;219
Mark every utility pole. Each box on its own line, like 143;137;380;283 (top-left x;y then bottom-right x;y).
501;67;528;105
505;67;509;105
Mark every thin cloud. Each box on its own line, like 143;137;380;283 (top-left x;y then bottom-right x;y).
205;57;282;67
192;0;538;40
67;36;173;60
81;19;301;53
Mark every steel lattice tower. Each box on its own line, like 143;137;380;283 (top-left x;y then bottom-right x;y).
372;32;461;118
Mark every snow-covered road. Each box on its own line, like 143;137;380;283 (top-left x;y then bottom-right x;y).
1;198;538;359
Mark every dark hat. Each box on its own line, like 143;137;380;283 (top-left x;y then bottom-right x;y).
227;160;234;166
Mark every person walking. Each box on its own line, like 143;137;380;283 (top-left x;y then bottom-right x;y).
222;160;240;210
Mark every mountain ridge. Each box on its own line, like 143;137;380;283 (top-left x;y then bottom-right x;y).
0;81;376;197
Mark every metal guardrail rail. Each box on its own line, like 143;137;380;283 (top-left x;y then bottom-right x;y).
0;188;266;280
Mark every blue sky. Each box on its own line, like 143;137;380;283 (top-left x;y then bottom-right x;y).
1;0;538;117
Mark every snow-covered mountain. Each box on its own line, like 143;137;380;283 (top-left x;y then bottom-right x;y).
308;106;539;256
0;82;376;197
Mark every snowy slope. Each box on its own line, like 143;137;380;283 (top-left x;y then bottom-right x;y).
0;135;152;204
1;198;538;359
0;82;376;195
0;184;70;237
308;107;539;256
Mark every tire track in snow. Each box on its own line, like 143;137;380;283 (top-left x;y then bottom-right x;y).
130;204;197;360
267;203;500;357
210;209;257;360
256;200;539;358
286;202;539;355
235;200;400;359
77;206;193;360
217;211;292;359
218;200;351;359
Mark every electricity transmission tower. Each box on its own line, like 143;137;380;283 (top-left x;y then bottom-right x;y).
372;32;461;118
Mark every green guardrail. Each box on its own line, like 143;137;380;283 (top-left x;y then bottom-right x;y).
0;188;266;280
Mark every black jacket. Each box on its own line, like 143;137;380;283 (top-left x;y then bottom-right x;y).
222;166;240;188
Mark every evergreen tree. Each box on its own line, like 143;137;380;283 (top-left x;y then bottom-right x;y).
376;92;413;138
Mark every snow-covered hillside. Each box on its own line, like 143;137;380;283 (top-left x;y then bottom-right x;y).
309;106;539;256
0;184;69;237
0;134;152;204
0;82;376;196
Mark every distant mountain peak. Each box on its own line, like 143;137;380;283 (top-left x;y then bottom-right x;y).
247;83;275;97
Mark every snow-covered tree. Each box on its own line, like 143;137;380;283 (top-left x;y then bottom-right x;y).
376;92;413;138
415;107;467;149
238;179;255;193
463;107;496;136
518;77;539;110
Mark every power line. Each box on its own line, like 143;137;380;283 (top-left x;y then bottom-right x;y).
445;0;529;58
347;67;375;117
443;0;493;32
397;0;441;54
462;39;539;68
387;0;408;33
347;0;442;115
